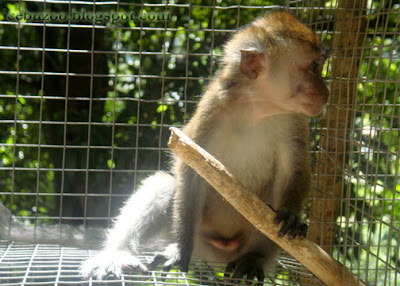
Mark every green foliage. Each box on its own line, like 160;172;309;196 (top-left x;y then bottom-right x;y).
0;0;279;223
333;2;400;284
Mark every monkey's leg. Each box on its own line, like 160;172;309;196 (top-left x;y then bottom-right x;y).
223;209;307;285
81;172;175;280
225;253;266;285
223;233;278;285
149;168;205;273
270;166;310;240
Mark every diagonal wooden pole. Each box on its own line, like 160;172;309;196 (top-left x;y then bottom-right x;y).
168;127;364;286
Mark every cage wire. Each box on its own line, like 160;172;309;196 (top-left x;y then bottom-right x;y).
0;0;398;285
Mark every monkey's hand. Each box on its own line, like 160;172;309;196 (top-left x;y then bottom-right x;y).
148;242;190;273
81;250;148;280
224;253;265;285
273;207;308;239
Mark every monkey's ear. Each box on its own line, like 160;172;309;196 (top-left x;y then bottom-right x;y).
240;49;264;79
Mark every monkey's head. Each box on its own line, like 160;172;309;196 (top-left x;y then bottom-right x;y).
223;10;329;118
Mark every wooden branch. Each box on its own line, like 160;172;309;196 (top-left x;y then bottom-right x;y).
168;127;364;286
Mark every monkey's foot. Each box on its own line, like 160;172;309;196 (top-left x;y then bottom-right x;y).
148;242;190;273
224;253;265;285
81;250;148;280
274;208;308;239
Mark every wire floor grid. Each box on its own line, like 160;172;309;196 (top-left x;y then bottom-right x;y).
0;241;323;286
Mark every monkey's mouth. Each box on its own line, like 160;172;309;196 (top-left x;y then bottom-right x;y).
304;103;323;116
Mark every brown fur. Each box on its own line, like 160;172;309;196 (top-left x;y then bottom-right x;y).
166;9;328;278
79;10;329;281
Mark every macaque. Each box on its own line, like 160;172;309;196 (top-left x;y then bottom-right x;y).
81;10;328;282
1;10;329;284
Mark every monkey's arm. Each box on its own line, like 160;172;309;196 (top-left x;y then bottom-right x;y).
149;85;228;272
273;150;312;239
222;162;312;280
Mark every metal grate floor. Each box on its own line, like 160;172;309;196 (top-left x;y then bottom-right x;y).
0;241;323;285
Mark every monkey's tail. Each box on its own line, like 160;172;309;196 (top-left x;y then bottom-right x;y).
0;202;106;249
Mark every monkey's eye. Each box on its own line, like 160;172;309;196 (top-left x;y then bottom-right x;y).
310;61;320;75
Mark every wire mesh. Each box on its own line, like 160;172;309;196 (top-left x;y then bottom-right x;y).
0;0;399;285
0;241;323;286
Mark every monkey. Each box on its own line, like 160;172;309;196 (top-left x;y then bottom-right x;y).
0;10;329;284
79;10;329;283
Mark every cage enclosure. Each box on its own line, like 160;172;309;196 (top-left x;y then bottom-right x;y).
0;0;399;285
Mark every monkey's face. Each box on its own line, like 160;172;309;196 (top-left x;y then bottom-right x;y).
252;43;329;117
290;44;329;116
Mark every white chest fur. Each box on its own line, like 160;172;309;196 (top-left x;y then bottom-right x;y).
204;114;298;193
